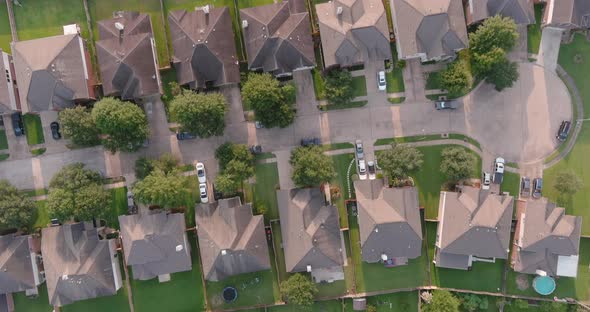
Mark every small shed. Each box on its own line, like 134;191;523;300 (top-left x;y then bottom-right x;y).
353;298;367;311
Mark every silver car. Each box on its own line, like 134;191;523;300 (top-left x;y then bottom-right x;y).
199;183;209;203
355;140;364;160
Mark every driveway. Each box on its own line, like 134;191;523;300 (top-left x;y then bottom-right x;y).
537;27;564;72
40;111;69;155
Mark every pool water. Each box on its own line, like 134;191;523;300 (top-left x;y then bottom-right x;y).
533;276;556;295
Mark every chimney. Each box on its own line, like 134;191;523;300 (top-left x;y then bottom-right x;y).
203;5;209;14
242;20;248;29
115;22;125;43
336;6;343;16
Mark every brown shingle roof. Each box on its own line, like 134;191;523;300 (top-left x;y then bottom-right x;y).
0;234;38;294
543;0;590;29
466;0;535;25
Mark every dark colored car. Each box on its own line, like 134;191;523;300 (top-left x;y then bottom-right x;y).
434;100;458;110
50;121;61;140
176;131;196;140
11;112;24;136
301;137;320;147
556;120;571;142
532;178;543;199
250;145;262;154
521;177;531;197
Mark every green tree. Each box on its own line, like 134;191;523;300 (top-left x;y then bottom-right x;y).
0;180;36;231
440;61;472;96
554;171;583;195
135;157;155;180
279;273;318;306
539;302;567;312
290;146;335;187
459;293;488;312
486;58;519;91
133;169;190;208
215;142;253;170
472;47;506;76
47;164;111;222
324;69;354;106
423;290;460;312
215;173;239;196
242;73;295;128
505;299;529;312
469;15;518;55
169;91;227;138
225;159;254;183
366;305;377;312
440;147;477;181
58;106;100;147
91;97;149;153
377;144;423;180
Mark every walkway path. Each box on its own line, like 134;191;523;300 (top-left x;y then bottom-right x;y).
537;27;564;73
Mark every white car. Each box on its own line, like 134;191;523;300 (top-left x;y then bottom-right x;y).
358;159;367;180
378;71;386;91
199;183;209;203
196;162;206;183
482;172;491;190
367;161;376;180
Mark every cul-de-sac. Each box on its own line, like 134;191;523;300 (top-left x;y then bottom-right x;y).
0;0;588;311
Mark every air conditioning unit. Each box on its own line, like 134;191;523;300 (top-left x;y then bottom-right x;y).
242;20;248;29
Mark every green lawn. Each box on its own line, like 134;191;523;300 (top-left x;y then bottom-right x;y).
408;145;482;219
321;100;368;111
312;68;326;100
426;222;505;293
425;71;442;90
89;0;169;66
330;153;354;229
61;286;131;312
386;45;405;93
106;187;127;229
269;299;342;312
182;178;200;227
501;171;520;198
527;4;544;54
130;232;206;312
0;2;10;53
374;133;481;149
321;142;354;151
160;67;177;119
236;0;275;8
206;270;278;309
23;114;45;145
351;76;367;97
12;0;89;41
344;292;419;312
270;221;289;283
252;162;280;221
0;130;8;150
0;153;8;161
506;238;590;301
13;283;52;312
31;200;50;230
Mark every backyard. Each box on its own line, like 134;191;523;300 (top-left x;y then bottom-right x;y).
12;284;52;312
12;0;89;41
0;2;10;52
344;291;419;312
269;299;342;312
23;114;45;146
61;286;131;312
205;269;278;310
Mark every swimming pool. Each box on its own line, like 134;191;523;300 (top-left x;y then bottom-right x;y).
533;276;556;295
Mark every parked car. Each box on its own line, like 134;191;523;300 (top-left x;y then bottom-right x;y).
367;160;376;180
255;121;265;129
358;159;367;180
521;177;531;197
377;71;386;91
482;172;491;190
50;121;61;140
11;112;24;136
355;139;364;160
126;191;137;214
196;162;206;184
556;120;571;142
199;183;209;203
176;131;196;140
250;145;262;154
493;157;505;184
532;178;543;199
301;137;320;147
434;100;458;110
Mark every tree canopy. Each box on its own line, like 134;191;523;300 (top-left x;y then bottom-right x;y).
279;273;318;306
377;144;423;181
215;142;254;170
47;163;111;222
214;142;255;196
169;91;227;138
0;180;36;231
323;69;355;106
290;146;335;187
58;106;100;147
440;147;477;181
241;73;295;128
91;97;149;153
422;290;460;312
440;61;472;96
485;58;519;91
133;169;191;208
554;171;583;195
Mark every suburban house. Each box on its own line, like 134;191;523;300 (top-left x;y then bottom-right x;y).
390;0;468;62
354;180;422;264
0;234;44;299
41;222;122;307
276;188;345;282
543;0;590;40
168;6;240;89
315;0;391;68
435;186;514;270
11;34;94;113
466;0;535;25
118;212;192;282
0;49;19;114
512;199;582;277
96;11;162;101
195;197;270;281
240;1;315;76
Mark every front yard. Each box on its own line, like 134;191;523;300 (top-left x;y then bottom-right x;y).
23;114;45;146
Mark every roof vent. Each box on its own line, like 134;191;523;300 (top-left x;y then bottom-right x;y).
203;5;210;14
221;249;227;255
115;22;125;31
242;20;248;29
175;245;184;252
336;6;343;15
306;265;312;272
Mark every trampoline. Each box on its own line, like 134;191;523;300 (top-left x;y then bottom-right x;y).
222;286;238;303
533;276;556;295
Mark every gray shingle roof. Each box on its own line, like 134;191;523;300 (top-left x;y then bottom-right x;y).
316;0;391;67
241;2;315;75
543;0;590;29
391;0;468;60
96;12;160;100
435;186;513;269
467;0;535;25
196;197;271;281
169;7;240;89
0;234;37;294
277;188;344;273
11;34;92;113
512;199;582;276
119;212;192;280
354;180;422;263
42;222;120;307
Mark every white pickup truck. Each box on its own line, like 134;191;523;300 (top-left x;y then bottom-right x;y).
493;157;505;184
